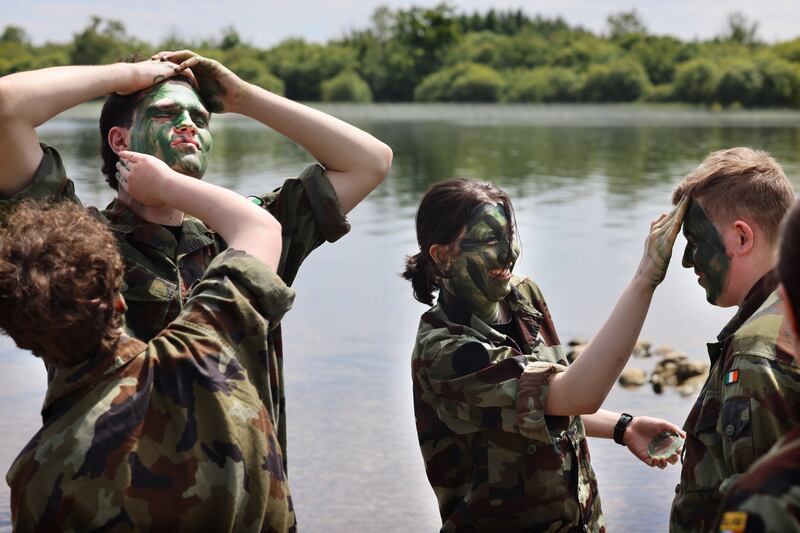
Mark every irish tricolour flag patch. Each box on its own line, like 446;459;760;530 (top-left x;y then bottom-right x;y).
723;370;740;385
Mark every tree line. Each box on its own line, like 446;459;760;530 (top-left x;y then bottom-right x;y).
2;5;799;107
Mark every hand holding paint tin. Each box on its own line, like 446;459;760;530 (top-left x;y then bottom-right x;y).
152;50;243;114
648;431;684;461
638;195;689;289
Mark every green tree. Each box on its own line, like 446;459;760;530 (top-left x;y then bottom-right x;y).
720;12;760;46
505;67;582;102
414;62;504;102
226;55;284;95
631;36;697;84
264;39;356;100
321;71;373;102
583;59;651;101
673;59;720;103
715;59;763;106
757;56;800;107
0;25;29;44
70;16;142;64
606;10;646;41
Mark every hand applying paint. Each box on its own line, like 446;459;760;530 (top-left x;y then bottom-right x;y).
637;195;689;289
151;50;244;114
116;59;195;96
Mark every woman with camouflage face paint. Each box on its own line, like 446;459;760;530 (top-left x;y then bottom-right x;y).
404;178;688;531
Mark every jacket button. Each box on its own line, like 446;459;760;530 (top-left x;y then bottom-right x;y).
675;483;681;494
725;424;735;436
527;442;537;454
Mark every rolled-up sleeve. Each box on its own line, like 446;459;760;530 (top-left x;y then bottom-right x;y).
425;341;566;442
0;144;80;219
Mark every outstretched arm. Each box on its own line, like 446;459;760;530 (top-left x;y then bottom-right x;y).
0;61;186;197
152;50;393;214
545;197;689;415
117;151;281;269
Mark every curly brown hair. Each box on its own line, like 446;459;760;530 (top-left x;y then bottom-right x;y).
0;200;125;367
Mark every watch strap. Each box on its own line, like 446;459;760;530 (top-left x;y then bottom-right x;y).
614;413;634;446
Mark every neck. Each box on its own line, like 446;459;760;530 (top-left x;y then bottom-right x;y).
735;249;777;307
442;284;508;324
117;190;184;226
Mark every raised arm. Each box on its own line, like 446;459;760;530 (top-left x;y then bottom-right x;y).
151;50;393;214
0;61;186;196
117;151;280;269
545;197;689;415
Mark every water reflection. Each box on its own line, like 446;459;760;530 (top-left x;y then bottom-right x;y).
1;104;798;532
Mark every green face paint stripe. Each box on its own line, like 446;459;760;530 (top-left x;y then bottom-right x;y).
683;200;730;304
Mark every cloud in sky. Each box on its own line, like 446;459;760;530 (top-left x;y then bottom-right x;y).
3;0;798;47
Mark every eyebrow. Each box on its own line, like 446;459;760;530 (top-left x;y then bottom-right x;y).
150;99;210;121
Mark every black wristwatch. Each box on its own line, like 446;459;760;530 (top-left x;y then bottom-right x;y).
613;413;634;446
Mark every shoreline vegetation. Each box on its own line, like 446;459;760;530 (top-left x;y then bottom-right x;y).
2;6;799;108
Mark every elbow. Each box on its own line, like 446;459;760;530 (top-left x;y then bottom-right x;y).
367;141;393;187
0;78;14;121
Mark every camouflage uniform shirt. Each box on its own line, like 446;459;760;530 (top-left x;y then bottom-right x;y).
7;249;298;532
711;425;800;533
670;273;800;532
412;276;604;532
0;144;351;471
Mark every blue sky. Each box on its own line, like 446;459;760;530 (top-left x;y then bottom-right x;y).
2;0;798;46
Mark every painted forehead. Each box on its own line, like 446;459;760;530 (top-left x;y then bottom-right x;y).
465;203;509;231
138;81;207;113
683;199;717;237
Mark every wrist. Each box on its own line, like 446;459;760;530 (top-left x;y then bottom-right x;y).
614;413;634;446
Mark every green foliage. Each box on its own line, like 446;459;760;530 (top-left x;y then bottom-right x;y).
715;59;763;106
720;12;760;45
606;10;647;41
505;67;582;102
756;56;800;107
226;56;284;95
415;62;504;102
70;16;144;64
553;35;620;70
673;59;720;103
0;26;29;44
583;59;651;102
321;71;373;102
772;38;800;63
264;39;356;100
631;36;697;84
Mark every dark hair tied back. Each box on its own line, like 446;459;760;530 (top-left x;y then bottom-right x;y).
778;200;800;332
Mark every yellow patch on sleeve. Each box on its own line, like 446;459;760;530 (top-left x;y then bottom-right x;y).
719;511;747;533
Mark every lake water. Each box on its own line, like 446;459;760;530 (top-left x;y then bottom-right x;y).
2;103;800;532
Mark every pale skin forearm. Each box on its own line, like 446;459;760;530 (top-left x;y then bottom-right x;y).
582;409;619;439
0;62;182;196
231;83;392;213
546;276;654;416
117;152;281;269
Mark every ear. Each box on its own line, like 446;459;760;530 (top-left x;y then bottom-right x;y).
429;243;453;272
729;220;755;257
779;284;800;339
108;126;131;154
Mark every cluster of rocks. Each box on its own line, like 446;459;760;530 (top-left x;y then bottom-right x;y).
566;339;709;397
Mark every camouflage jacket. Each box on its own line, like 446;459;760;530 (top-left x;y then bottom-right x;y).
0;144;350;470
7;249;297;532
412;276;604;532
670;273;800;533
711;425;800;533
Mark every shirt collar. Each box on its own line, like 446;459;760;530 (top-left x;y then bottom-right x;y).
718;270;778;341
104;198;215;256
41;335;147;422
437;282;544;349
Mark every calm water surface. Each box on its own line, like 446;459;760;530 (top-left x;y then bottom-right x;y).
2;104;800;532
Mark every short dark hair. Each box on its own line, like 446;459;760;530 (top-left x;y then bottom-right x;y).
779;200;800;331
99;73;198;190
0;200;125;367
402;178;517;306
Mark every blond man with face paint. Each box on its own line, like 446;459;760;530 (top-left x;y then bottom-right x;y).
0;52;392;527
711;199;800;533
668;147;798;533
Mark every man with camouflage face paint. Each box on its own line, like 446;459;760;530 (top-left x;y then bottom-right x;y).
669;147;799;533
0;51;392;529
